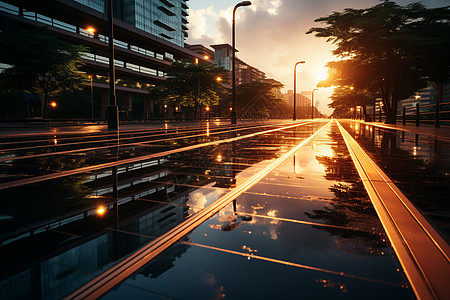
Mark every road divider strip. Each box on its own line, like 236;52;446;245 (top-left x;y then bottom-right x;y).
337;119;450;300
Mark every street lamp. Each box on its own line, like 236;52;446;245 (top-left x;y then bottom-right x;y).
311;88;318;119
107;0;118;130
293;61;305;120
88;75;94;119
86;27;95;35
231;1;252;125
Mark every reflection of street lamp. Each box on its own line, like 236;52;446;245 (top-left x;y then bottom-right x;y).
88;75;94;119
311;88;318;119
293;61;305;120
231;1;252;125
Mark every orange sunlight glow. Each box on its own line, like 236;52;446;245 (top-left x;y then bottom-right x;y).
316;67;329;82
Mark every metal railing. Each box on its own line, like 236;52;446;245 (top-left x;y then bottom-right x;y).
396;101;450;127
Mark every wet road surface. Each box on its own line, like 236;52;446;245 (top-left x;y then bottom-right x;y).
1;119;446;299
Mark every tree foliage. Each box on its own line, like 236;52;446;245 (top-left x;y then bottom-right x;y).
162;59;227;118
308;1;450;124
0;28;87;117
221;80;288;119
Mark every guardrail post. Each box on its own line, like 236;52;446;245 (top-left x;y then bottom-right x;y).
416;103;420;127
402;107;406;125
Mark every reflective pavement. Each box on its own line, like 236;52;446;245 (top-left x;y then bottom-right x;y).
1;119;447;299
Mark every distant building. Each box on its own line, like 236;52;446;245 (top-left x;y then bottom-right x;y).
287;90;310;108
185;44;214;63
210;44;266;85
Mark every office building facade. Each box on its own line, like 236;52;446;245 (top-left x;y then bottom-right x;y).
74;0;189;47
0;0;204;119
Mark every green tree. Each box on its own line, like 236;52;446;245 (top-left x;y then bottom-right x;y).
221;80;288;119
0;28;87;118
308;1;450;124
163;59;227;118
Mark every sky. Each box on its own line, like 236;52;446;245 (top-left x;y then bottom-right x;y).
186;0;449;115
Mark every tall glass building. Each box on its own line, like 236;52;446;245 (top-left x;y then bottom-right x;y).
75;0;189;46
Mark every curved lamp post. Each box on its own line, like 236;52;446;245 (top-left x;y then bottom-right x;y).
311;88;318;119
231;1;252;125
293;61;305;120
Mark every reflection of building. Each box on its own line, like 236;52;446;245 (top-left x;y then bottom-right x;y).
0;0;205;119
0;128;300;298
0;157;196;299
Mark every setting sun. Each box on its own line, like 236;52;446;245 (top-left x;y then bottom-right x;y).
316;67;329;82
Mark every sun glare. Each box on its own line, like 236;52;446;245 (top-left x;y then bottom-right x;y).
316;67;329;82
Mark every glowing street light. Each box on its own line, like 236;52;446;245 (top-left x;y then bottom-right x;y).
50;101;57;108
96;205;106;216
86;27;95;35
231;1;252;125
293;61;305;120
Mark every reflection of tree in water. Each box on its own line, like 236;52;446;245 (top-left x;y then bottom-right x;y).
306;124;390;256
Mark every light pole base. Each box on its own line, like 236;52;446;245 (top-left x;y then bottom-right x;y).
107;105;119;130
231;111;237;125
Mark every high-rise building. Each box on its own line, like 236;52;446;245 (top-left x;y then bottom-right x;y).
74;0;189;47
0;0;204;119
